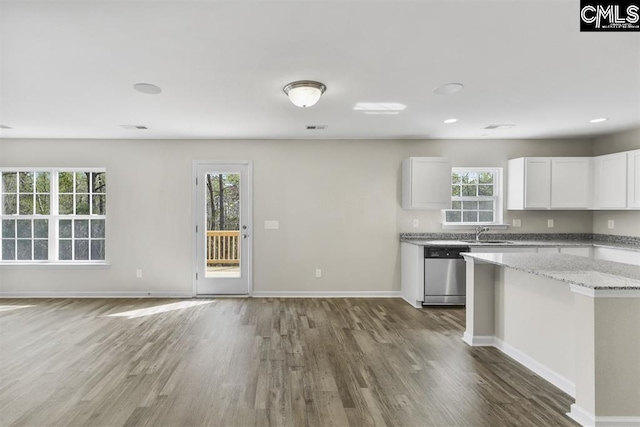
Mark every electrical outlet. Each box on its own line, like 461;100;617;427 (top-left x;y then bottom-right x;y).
512;219;521;227
315;269;322;278
608;220;615;229
136;269;143;278
412;219;419;228
547;219;554;228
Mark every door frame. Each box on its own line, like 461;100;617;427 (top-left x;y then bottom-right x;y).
191;160;253;296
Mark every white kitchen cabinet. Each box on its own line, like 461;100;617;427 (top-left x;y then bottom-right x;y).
507;157;551;209
550;157;592;209
628;149;640;209
400;243;424;308
593;247;640;266
469;247;536;253
559;247;592;257
508;157;591;210
402;157;451;210
594;152;628;209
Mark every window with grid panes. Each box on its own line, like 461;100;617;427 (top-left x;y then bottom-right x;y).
444;168;502;224
1;169;106;263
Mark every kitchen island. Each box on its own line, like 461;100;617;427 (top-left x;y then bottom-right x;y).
463;252;640;426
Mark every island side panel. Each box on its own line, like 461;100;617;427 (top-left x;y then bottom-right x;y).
463;257;496;345
594;298;640;417
572;293;596;420
495;268;576;391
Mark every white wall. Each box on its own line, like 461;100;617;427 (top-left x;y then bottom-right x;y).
0;137;595;295
592;127;640;237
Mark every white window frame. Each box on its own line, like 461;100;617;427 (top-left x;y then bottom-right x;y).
442;167;504;227
1;167;107;265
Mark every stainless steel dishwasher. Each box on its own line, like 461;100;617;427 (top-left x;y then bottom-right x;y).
424;246;469;305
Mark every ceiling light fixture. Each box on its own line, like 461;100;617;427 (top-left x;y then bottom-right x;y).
433;83;464;95
443;118;458;124
133;83;162;95
353;102;406;112
589;117;608;123
283;80;326;108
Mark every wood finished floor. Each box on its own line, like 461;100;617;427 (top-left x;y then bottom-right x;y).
0;298;578;427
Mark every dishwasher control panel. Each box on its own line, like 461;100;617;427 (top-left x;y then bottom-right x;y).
425;247;469;259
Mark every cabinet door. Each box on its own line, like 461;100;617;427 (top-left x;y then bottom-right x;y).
524;158;551;209
560;247;592;257
594;152;628;209
551;158;592;209
402;157;451;210
628;150;640;209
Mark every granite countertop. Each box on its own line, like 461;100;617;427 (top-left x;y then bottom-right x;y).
401;238;596;248
400;234;640;252
462;252;640;290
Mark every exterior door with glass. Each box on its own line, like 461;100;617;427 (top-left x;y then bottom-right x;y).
194;161;251;295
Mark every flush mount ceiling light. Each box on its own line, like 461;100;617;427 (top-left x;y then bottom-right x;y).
590;117;608;123
283;80;326;108
133;83;162;95
443;118;458;124
433;83;464;95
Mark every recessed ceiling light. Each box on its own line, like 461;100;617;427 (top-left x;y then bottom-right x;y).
433;83;464;95
443;118;458;124
120;125;148;130
589;117;608;123
484;124;516;130
133;83;162;95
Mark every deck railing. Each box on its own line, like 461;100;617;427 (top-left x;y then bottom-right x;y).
207;230;240;265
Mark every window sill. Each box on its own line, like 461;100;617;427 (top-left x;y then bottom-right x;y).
0;262;110;268
441;223;510;230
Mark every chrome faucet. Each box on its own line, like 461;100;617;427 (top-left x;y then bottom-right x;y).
475;226;490;241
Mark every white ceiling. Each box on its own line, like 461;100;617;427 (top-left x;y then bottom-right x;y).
1;0;639;140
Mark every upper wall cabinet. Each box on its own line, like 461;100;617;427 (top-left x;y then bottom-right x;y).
507;157;592;210
550;157;593;209
402;157;452;210
507;158;551;209
628;149;640;209
594;152;628;209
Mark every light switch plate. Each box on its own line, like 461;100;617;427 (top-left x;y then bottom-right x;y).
512;219;521;227
264;220;279;229
547;219;554;228
608;220;615;229
412;219;419;228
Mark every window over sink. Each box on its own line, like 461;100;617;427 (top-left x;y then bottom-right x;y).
443;168;503;225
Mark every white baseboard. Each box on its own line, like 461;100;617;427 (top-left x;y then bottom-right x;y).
1;291;401;299
401;295;422;308
494;337;575;397
569;405;596;427
251;291;401;298
0;292;194;298
568;404;640;426
462;332;495;347
462;332;575;397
